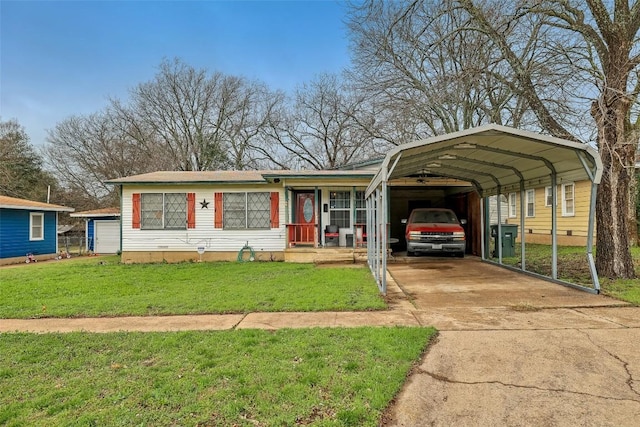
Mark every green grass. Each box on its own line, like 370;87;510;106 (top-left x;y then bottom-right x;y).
0;257;386;318
0;327;436;427
497;244;640;304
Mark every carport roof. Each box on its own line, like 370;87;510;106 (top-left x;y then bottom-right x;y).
368;124;602;197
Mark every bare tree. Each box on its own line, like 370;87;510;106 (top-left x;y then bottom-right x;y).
455;0;640;278
346;1;549;143
45;110;161;203
348;0;640;278
260;73;375;170
109;59;281;172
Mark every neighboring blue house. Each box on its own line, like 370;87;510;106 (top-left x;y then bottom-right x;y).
70;207;121;254
0;195;74;265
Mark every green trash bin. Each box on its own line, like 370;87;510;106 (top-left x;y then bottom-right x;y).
490;224;518;257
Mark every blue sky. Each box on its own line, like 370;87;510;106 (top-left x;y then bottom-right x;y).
0;0;352;146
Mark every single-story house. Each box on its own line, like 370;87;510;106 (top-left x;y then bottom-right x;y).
106;125;603;294
70;207;121;254
0;195;75;265
106;170;378;263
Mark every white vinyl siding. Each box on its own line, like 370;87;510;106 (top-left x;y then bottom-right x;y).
526;189;535;217
122;186;284;252
30;212;44;240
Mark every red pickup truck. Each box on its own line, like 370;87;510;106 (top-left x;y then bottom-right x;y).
403;208;466;257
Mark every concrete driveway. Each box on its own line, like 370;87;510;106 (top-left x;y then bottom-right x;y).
384;257;640;426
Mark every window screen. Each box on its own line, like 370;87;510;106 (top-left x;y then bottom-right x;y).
141;193;163;229
164;193;187;229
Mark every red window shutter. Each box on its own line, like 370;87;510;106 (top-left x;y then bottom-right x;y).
270;192;279;228
214;192;223;228
187;193;196;229
132;193;141;229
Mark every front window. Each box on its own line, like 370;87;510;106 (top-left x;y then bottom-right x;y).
141;193;186;230
545;186;552;207
526;189;535;217
223;192;270;229
30;212;44;240
329;191;351;228
562;183;575;216
508;193;517;218
164;193;187;229
355;191;366;224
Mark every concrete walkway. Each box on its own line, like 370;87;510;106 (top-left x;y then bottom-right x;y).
383;260;640;427
2;259;640;426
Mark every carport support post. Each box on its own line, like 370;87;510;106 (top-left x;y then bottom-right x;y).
520;182;526;271
381;177;388;295
366;195;372;267
480;196;486;259
374;188;381;289
314;186;319;246
483;196;491;259
587;182;600;291
551;174;558;280
497;187;503;263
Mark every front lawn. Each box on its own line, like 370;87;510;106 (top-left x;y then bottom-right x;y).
0;327;436;426
0;257;386;318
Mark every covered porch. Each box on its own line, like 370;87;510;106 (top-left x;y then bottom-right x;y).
261;170;374;250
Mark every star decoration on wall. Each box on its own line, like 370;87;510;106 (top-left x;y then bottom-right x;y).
200;199;210;209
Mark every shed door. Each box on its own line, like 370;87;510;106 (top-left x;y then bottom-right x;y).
94;220;120;254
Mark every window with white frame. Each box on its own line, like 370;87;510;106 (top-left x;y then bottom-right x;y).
30;212;44;240
141;193;186;230
562;183;575;216
526;189;536;217
508;193;517;218
329;191;351;228
545;186;552;207
223;192;270;229
355;191;366;224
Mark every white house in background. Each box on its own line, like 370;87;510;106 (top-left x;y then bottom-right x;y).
106;170;374;263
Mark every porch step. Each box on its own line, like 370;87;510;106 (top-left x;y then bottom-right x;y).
284;248;367;264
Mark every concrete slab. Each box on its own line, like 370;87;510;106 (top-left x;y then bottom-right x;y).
411;307;623;331
388;257;625;309
575;306;640;328
386;329;640;427
0;314;245;333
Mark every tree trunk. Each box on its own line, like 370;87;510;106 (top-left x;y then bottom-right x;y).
629;174;638;246
593;95;636;278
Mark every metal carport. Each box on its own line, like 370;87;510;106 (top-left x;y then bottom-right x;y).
366;124;603;294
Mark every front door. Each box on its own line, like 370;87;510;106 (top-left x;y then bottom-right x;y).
296;192;316;244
